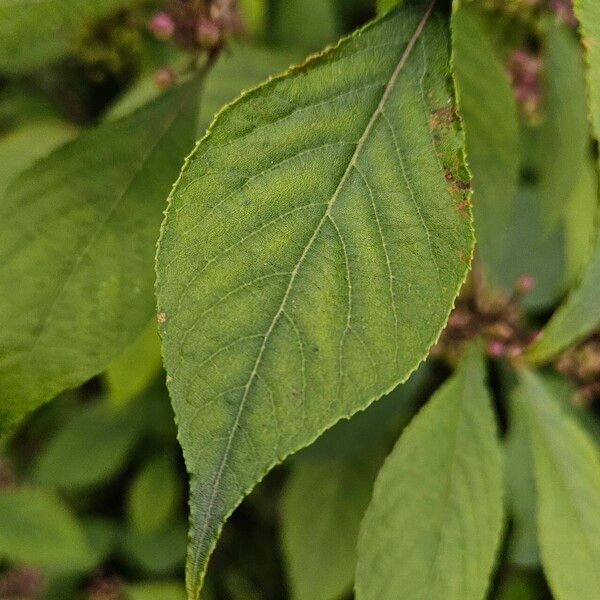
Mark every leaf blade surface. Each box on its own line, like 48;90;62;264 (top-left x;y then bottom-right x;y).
516;368;600;600
355;345;503;600
156;4;473;594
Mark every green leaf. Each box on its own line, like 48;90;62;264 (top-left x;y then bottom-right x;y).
82;516;120;569
121;521;188;575
270;0;341;52
281;457;380;600
127;453;182;534
296;361;431;461
238;0;267;37
0;487;93;570
506;388;539;567
0;120;76;198
0;78;201;433
496;184;567;310
452;4;520;284
574;0;600;141
377;0;401;15
563;153;599;286
494;570;549;600
156;4;473;594
355;345;503;600
125;581;187;600
107;45;298;129
34;400;141;489
526;235;600;362
0;0;134;73
538;21;590;232
106;320;163;408
515;368;600;600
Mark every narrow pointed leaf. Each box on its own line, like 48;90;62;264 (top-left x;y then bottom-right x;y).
539;22;589;232
156;3;473;595
574;0;600;141
281;458;380;600
526;236;600;362
452;4;520;284
355;345;503;600
0;79;200;433
516;368;600;600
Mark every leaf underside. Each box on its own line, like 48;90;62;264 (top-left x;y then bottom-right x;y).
156;3;473;595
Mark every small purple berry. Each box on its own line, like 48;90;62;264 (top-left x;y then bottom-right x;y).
516;273;536;294
154;67;176;89
487;339;506;358
149;12;176;40
196;17;222;48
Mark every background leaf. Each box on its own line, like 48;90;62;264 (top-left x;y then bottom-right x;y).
538;21;590;233
0;486;93;571
156;4;473;595
527;235;600;362
506;386;539;567
33;399;142;490
516;368;600;600
270;0;340;53
355;345;503;600
106;320;163;408
574;0;600;141
452;4;520;284
0;0;136;74
0;78;200;433
127;452;182;534
281;457;379;600
0;120;76;198
107;44;299;130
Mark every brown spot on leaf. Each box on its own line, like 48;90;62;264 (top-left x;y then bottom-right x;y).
157;312;167;324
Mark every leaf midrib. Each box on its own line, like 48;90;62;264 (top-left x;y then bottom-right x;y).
190;0;437;584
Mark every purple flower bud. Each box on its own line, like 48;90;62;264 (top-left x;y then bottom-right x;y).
154;67;176;89
149;12;176;40
487;339;506;358
516;273;536;294
197;17;222;48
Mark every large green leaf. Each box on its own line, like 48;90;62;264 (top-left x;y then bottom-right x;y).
538;22;589;232
0;486;93;570
355;345;503;600
0;0;134;73
0;120;76;197
526;235;600;362
156;3;473;594
281;457;379;600
574;0;600;141
516;368;600;600
452;4;520;284
0;78;200;433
